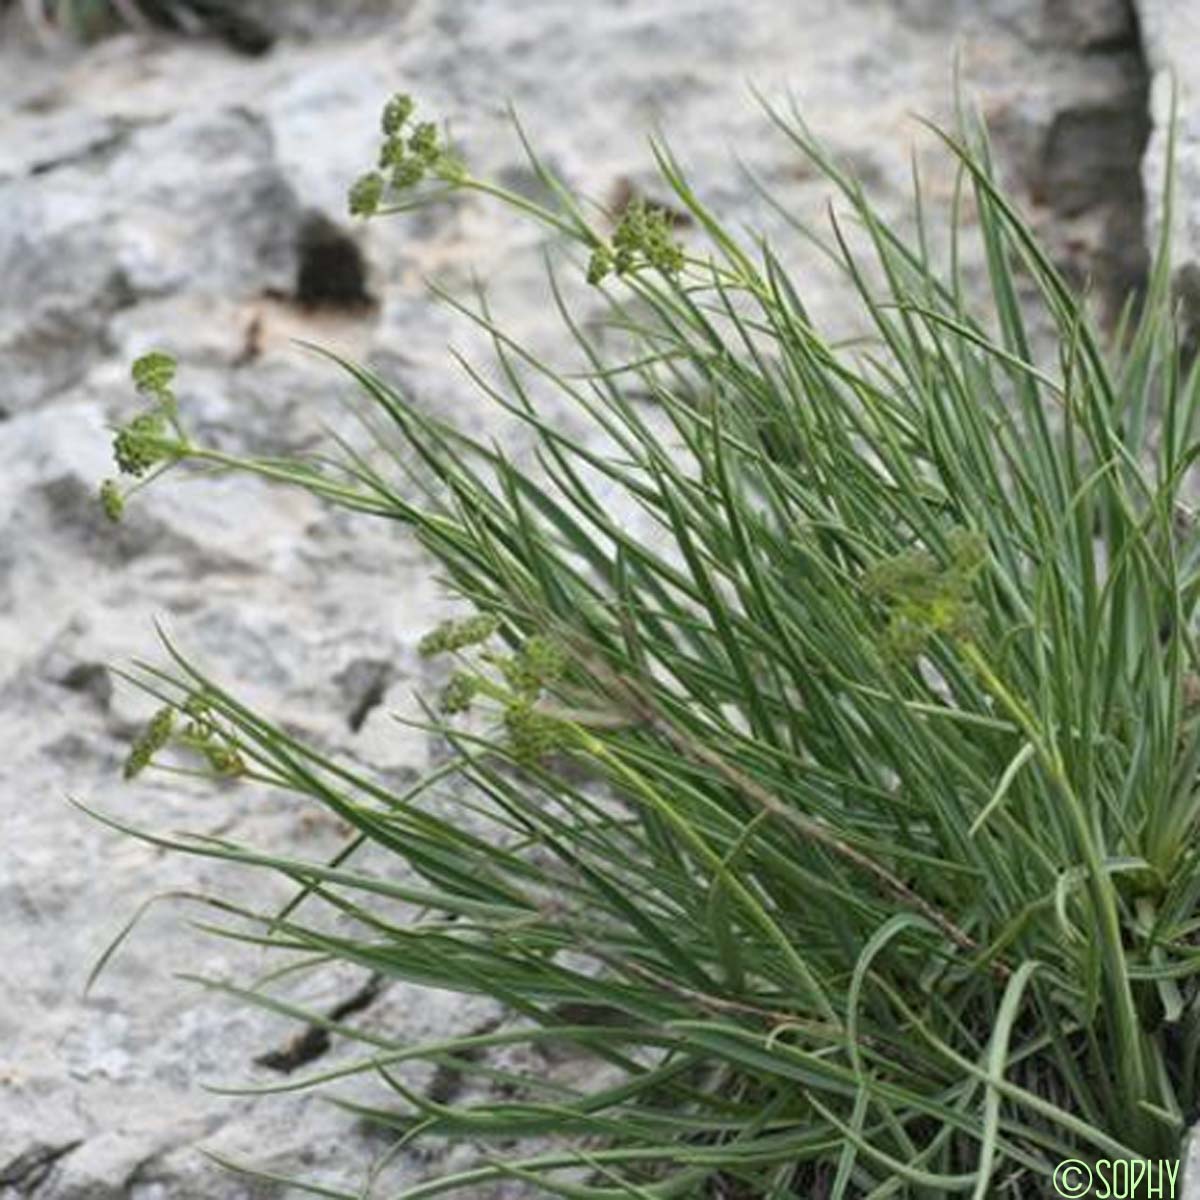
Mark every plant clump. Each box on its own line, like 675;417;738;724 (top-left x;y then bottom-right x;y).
92;88;1200;1200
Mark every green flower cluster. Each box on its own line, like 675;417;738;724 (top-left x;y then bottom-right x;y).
864;528;987;661
132;351;177;395
124;707;174;780
123;697;247;784
500;634;567;695
439;671;479;715
183;694;216;741
500;635;572;763
503;702;570;765
588;198;685;285
419;613;501;658
347;172;385;219
101;352;189;522
348;93;465;218
423;619;573;762
112;411;171;477
382;93;415;137
99;479;124;523
181;695;247;778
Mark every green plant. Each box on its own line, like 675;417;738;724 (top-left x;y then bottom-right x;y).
89;91;1200;1198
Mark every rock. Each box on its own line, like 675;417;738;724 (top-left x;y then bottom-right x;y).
294;212;374;310
989;0;1137;49
1036;96;1150;219
962;0;1150;320
114;110;299;297
0;110;127;184
0;107;300;412
1050;0;1138;49
1137;2;1200;353
333;655;393;731
40;1132;168;1199
247;0;420;40
134;0;276;57
1183;1126;1200;1200
58;662;115;712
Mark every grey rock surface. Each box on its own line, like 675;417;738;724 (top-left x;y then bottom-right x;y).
1138;1;1200;358
0;0;1166;1195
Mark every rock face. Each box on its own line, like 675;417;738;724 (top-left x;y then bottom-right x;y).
0;0;1167;1196
0;107;300;410
1137;1;1200;357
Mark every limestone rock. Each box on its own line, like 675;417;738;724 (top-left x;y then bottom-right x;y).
0;106;300;412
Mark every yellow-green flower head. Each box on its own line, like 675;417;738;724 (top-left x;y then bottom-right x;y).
864;546;940;605
183;694;216;742
643;213;685;274
113;410;170;477
348;171;385;218
408;121;440;165
99;479;124;523
391;157;426;190
587;243;614;286
123;706;174;780
526;635;567;679
418;613;501;657
439;671;479;714
503;635;568;696
865;527;987;661
204;741;246;778
381;93;416;137
379;136;406;170
358;95;466;212
606;199;684;279
504;700;570;765
945;528;987;578
131;351;176;397
613;199;647;252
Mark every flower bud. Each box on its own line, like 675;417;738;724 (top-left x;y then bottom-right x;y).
348;171;385;218
99;479;124;523
381;93;415;137
131;351;176;397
